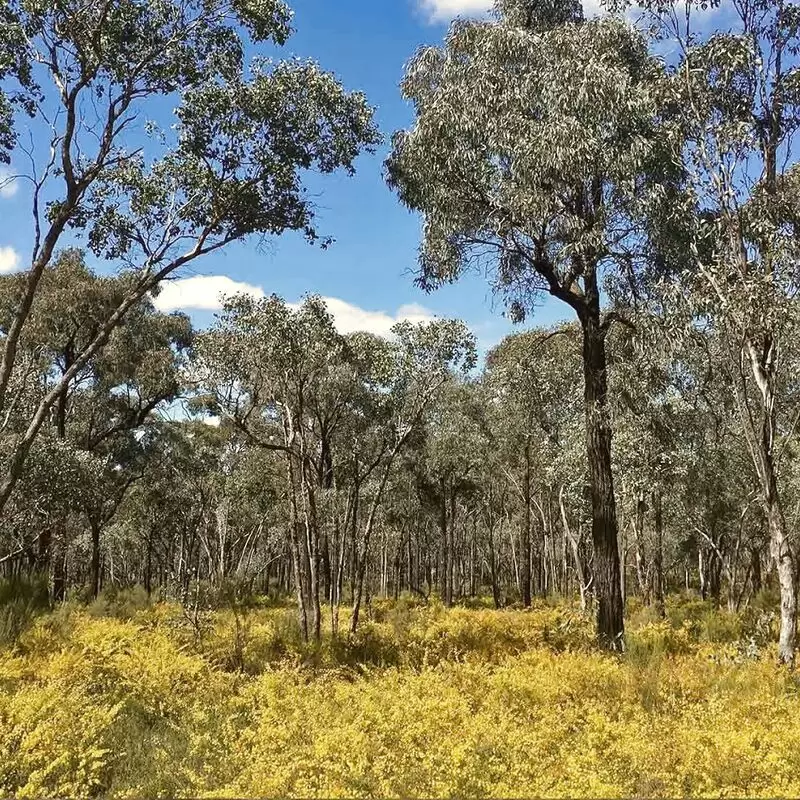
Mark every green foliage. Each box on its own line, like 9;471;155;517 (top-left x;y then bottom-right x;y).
387;4;673;309
2;0;380;258
0;0;381;529
0;576;50;646
86;586;152;621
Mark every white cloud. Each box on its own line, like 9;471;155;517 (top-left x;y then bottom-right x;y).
420;0;491;21
152;275;265;312
0;168;17;199
419;0;607;21
152;274;436;337
305;298;435;337
0;246;20;274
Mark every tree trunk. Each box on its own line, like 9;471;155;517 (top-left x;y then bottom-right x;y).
559;486;586;612
582;316;624;651
743;333;797;665
439;477;449;604
633;492;648;601
521;441;533;607
351;457;396;634
652;489;665;617
699;549;707;600
285;452;309;641
766;482;796;665
90;519;102;599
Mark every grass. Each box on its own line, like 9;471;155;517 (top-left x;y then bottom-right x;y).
0;588;797;797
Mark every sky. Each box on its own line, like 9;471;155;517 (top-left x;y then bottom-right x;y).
0;0;673;351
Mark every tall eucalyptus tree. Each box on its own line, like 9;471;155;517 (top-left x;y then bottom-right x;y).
386;0;673;648
620;0;800;664
0;0;380;516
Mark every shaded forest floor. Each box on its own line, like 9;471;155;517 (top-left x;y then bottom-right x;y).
2;591;800;797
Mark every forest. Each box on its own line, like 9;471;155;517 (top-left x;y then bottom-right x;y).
2;0;800;796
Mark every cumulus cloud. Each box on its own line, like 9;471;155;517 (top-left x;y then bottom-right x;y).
152;275;265;312
419;0;607;21
419;0;491;21
0;246;20;274
0;168;17;199
308;298;435;337
151;274;436;336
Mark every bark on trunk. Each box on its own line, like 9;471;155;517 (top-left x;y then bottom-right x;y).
559;486;587;612
521;441;532;607
766;485;796;665
633;493;648;601
582;317;624;651
652;489;665;617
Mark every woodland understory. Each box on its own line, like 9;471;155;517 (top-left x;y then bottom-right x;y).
3;0;800;659
2;592;800;797
3;0;800;793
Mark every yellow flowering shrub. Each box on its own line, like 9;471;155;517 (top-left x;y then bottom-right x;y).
2;599;800;797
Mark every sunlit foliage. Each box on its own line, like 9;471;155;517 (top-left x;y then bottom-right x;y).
1;597;800;798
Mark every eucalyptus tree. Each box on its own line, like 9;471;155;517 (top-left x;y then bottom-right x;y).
0;250;193;596
0;436;104;592
485;325;585;602
112;420;227;597
0;0;380;515
197;294;352;640
415;380;487;605
609;317;688;612
619;0;800;663
386;0;674;648
344;319;476;630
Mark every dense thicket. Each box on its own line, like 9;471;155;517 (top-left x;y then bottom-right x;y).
1;258;799;659
2;0;800;665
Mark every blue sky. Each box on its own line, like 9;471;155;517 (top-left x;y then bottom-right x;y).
0;0;579;352
6;0;740;353
169;0;571;346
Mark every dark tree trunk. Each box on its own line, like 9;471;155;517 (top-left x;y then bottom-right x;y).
90;519;102;599
652;489;665;617
521;441;533;607
581;314;624;651
439;477;449;604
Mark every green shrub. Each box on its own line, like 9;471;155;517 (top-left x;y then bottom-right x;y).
87;585;151;620
0;575;50;646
